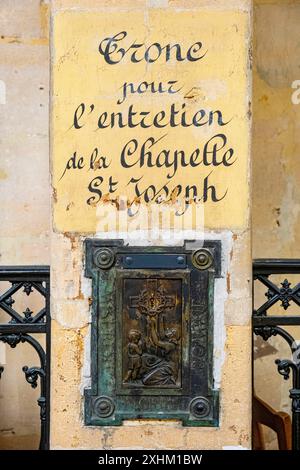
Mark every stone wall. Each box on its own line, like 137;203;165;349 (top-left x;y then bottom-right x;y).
0;0;255;450
0;0;50;449
252;0;300;450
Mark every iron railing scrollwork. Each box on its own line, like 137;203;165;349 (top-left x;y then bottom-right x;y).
253;259;300;450
0;266;50;450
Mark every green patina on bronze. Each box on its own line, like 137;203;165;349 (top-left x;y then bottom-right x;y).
84;240;221;426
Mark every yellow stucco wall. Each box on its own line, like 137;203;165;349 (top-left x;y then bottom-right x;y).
51;4;250;232
50;0;252;450
1;0;298;452
0;0;50;449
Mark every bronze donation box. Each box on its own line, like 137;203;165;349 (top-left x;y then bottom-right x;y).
84;239;221;426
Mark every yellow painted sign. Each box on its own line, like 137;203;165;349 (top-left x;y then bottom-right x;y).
52;8;250;232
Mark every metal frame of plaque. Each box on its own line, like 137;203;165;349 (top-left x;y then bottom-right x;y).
84;239;221;426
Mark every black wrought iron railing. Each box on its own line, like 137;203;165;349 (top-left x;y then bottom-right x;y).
253;259;300;451
0;266;50;450
0;261;299;450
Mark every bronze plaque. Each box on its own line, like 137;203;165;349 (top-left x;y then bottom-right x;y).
84;239;221;426
121;278;182;389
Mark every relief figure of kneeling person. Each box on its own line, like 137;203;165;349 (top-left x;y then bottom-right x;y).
124;329;143;382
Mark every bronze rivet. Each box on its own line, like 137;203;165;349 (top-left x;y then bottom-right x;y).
192;249;213;270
